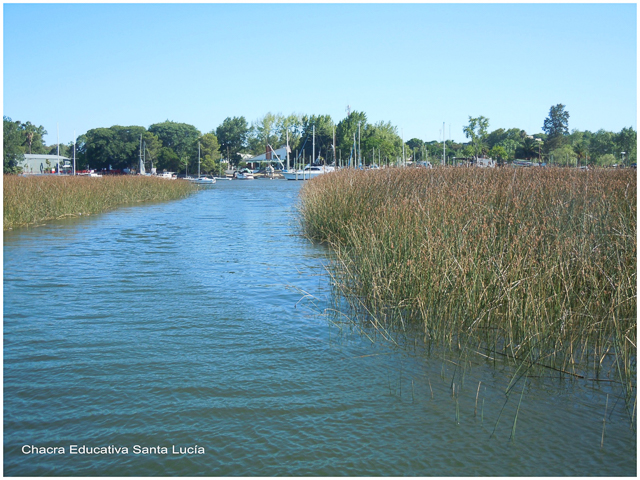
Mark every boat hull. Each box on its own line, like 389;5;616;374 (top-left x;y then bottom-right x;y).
282;167;335;180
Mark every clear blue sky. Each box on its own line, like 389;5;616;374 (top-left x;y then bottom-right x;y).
3;3;637;146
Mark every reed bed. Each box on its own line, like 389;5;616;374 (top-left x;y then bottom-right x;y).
299;167;637;403
4;174;196;230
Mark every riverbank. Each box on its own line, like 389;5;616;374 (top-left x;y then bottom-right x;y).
3;174;197;230
299;167;637;397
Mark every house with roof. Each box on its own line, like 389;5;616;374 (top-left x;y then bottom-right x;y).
245;145;291;170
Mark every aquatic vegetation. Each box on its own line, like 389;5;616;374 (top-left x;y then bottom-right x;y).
3;174;196;229
299;167;637;405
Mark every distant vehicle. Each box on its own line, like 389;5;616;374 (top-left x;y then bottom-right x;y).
417;161;432;169
631;163;637;169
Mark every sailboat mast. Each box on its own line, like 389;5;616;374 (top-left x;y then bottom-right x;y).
402;128;405;167
286;130;290;171
312;124;315;166
358;122;361;166
198;141;201;178
333;125;336;166
443;122;446;166
73;130;76;176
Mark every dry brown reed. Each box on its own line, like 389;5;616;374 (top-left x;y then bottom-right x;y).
299;167;637;401
4;174;196;230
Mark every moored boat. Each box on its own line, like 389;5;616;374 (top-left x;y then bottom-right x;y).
282;164;335;180
190;175;216;185
234;168;255;180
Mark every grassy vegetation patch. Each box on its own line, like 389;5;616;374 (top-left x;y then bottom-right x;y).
3;175;197;230
299;167;636;402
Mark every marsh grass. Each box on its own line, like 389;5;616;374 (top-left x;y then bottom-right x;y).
4;174;197;230
299;167;637;408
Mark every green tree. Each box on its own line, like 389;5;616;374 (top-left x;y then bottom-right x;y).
156;147;180;172
21;121;48;154
198;132;220;174
81;125;158;170
296;114;335;163
589;129;616;163
542;104;569;151
276;114;303;153
216;116;249;167
3;116;24;173
336;111;367;166
597;153;617;167
572;140;589;166
248;112;284;156
489;145;508;163
363;121;402;165
460;145;475;158
549;144;576;166
516;137;541;160
616;127;637;165
463;116;489;157
149;121;201;172
497;138;519;161
485;128;506;149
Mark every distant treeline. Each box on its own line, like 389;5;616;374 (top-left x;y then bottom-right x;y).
3;105;636;174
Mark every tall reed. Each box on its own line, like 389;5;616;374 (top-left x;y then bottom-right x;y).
299;167;636;400
4;175;196;230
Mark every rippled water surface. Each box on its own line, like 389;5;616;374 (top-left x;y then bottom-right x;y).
4;180;636;476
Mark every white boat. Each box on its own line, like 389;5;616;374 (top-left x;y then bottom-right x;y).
282;164;335;180
156;171;177;179
190;175;216;185
234;168;254;180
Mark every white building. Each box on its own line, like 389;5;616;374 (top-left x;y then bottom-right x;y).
20;154;71;174
246;145;291;169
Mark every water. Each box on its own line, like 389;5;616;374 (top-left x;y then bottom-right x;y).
4;180;636;476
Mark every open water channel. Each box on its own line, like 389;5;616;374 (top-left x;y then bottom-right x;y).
3;180;636;476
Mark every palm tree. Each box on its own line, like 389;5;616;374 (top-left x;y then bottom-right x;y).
26;132;34;154
573;142;588;166
517;137;539;160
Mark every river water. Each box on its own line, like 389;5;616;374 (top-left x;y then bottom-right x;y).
3;180;636;476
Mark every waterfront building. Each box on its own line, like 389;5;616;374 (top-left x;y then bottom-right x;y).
20;154;71;174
